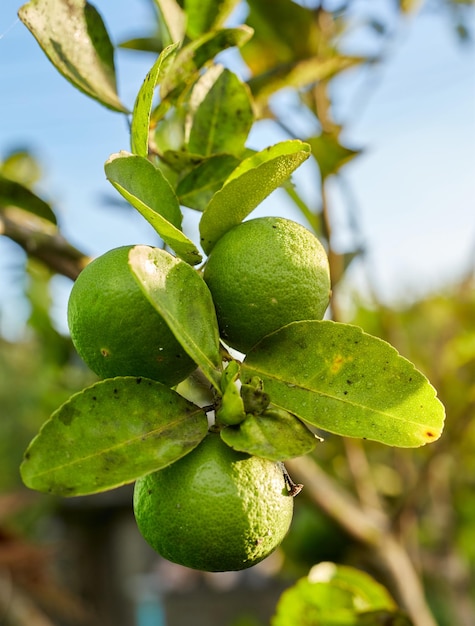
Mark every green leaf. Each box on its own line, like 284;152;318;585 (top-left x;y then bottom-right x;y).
131;43;180;158
18;0;127;112
129;246;221;391
177;154;240;210
308;132;361;180
272;562;410;626
221;407;319;461
242;0;367;110
159;150;206;172
153;0;186;43
199;140;311;253
242;321;445;448
160;27;254;100
248;55;365;108
184;0;241;39
119;36;164;53
104;152;202;265
0;174;56;224
20;377;208;497
186;66;254;157
243;0;317;75
1;150;42;187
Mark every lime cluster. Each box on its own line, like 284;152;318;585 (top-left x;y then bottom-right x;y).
68;218;330;573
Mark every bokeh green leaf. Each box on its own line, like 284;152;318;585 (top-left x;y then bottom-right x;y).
184;0;241;39
0;174;56;224
272;562;413;626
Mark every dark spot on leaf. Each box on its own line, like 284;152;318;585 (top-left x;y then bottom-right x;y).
346;379;352;385
59;405;79;426
426;431;436;439
113;388;118;394
92;396;96;401
409;377;413;382
343;391;348;395
101;348;110;357
25;452;31;460
136;378;142;384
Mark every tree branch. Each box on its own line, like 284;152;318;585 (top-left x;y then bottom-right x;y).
0;208;89;281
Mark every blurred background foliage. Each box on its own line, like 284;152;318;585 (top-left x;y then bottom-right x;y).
0;0;474;625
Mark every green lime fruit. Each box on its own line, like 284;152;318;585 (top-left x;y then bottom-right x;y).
133;432;294;572
203;217;331;353
67;245;196;386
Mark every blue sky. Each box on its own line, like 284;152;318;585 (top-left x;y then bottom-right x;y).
1;0;474;337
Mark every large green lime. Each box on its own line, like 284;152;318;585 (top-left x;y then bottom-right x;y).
133;432;294;571
203;217;331;352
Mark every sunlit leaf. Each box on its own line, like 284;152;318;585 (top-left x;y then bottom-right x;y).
199;140;311;253
186;66;254;157
248;55;366;108
242;0;317;74
0;174;56;224
160;27;253;99
184;0;241;39
19;0;127;112
131;43;180;157
242;321;445;447
20;377;208;496
221;408;318;460
105;152;202;265
153;0;186;43
129;246;221;390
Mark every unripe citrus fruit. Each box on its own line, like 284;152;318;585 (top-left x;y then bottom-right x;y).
203;217;331;353
133;432;294;572
67;245;196;386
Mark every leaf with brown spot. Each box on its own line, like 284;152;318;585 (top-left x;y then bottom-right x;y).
242;320;445;448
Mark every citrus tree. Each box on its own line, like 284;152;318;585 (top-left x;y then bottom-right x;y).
2;0;470;624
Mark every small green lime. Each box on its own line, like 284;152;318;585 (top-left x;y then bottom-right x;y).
133;432;294;572
203;217;331;353
67;245;196;386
